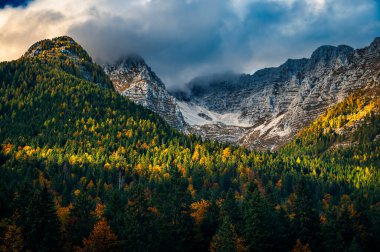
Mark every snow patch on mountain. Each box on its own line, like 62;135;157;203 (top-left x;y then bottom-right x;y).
174;38;380;150
104;38;380;151
177;101;251;127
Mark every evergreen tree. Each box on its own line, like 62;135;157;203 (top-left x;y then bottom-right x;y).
155;170;195;251
103;190;126;238
368;204;380;251
241;183;278;252
21;186;61;251
66;192;96;246
121;184;157;251
291;178;319;247
210;212;240;252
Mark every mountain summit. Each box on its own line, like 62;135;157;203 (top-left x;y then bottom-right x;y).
23;36;91;61
104;55;187;130
23;36;111;88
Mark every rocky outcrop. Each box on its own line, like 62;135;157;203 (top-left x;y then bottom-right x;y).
23;36;111;88
104;55;187;130
173;38;380;150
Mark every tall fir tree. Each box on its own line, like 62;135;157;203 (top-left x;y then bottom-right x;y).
20;186;61;251
241;183;278;252
66;192;96;246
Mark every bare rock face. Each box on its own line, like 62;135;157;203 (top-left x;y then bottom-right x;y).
104;38;380;150
104;55;187;130
173;38;380;150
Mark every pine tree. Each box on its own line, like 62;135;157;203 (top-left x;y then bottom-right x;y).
155;170;195;251
67;192;96;246
210;213;240;252
368;204;380;251
241;184;278;252
121;184;157;251
21;186;62;251
291;178;319;247
103;190;126;238
198;200;219;251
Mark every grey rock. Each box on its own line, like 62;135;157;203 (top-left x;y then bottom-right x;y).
104;55;187;130
173;38;379;150
104;38;380;150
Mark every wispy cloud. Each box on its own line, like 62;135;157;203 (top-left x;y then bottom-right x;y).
0;0;379;90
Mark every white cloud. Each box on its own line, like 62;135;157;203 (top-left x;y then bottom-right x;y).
306;0;326;13
0;0;378;90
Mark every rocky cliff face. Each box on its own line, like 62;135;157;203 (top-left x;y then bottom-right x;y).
103;39;379;150
104;55;187;130
173;38;380;150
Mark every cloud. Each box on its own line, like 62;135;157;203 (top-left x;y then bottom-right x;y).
0;0;379;90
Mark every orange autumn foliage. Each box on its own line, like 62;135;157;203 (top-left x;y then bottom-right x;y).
82;218;119;251
190;199;211;225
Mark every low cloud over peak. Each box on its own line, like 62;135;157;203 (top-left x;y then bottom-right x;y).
0;0;379;90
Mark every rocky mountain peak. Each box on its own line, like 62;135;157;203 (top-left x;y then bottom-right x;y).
115;54;146;67
309;44;354;68
23;36;92;62
311;45;353;59
104;54;165;89
22;36;111;88
104;55;187;130
368;37;380;53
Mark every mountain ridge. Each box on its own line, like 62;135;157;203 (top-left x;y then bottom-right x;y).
9;35;379;151
0;35;379;251
167;37;380;150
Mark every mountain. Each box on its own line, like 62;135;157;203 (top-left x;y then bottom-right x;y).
172;38;380;150
287;84;380;154
0;36;379;251
23;36;112;88
104;55;187;130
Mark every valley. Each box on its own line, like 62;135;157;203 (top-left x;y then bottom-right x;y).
0;36;379;251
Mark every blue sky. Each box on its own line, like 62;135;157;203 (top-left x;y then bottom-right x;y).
0;0;32;8
0;0;379;89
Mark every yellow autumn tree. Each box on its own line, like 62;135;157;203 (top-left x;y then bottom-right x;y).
1;223;24;252
190;199;211;225
292;239;311;252
222;147;231;162
82;218;119;251
94;203;105;219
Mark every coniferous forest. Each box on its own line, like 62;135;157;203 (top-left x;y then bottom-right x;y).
0;37;379;251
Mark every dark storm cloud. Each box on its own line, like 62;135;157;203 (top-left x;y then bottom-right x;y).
0;0;379;90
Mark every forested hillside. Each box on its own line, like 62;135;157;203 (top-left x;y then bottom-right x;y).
0;37;379;251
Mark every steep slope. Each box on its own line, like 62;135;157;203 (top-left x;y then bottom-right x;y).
280;83;380;189
104;56;187;130
0;36;172;146
173;38;380;150
1;36;379;251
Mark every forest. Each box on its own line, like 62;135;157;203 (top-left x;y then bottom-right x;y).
0;37;379;251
